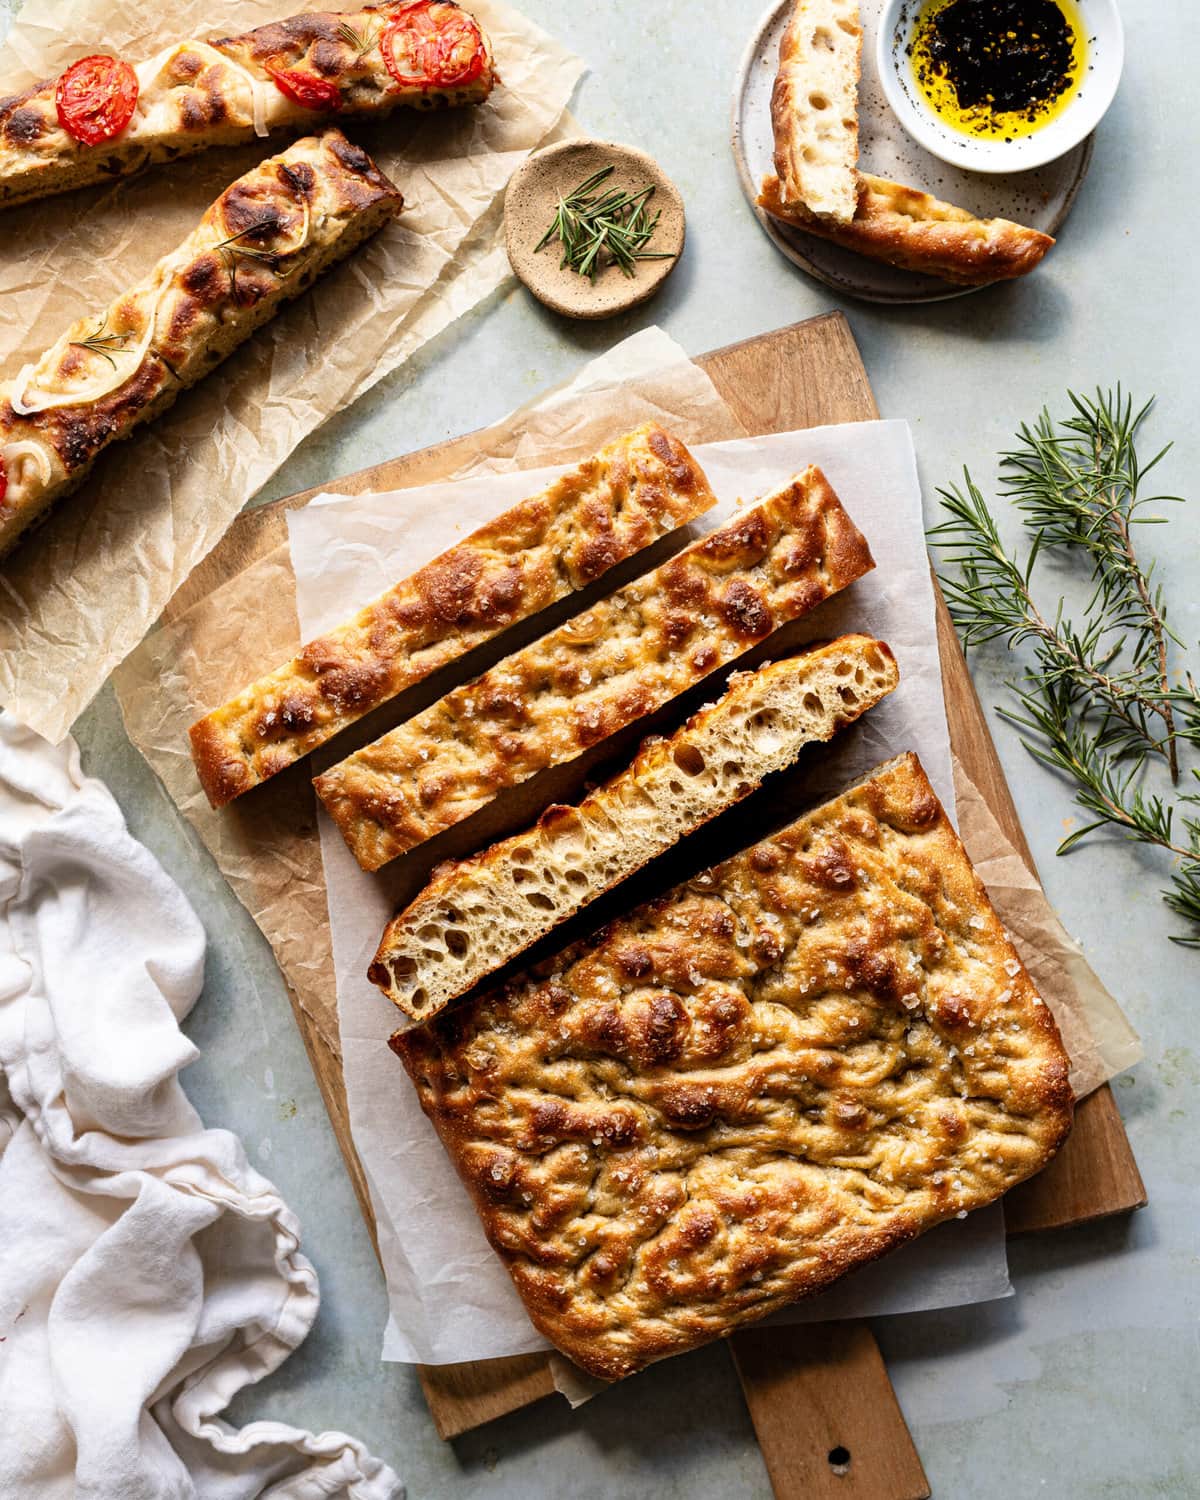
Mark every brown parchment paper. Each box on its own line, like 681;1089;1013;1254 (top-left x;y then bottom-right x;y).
0;0;584;742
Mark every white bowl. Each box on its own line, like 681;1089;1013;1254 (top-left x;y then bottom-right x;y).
876;0;1124;173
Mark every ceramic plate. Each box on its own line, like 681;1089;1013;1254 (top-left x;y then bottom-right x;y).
731;0;1094;304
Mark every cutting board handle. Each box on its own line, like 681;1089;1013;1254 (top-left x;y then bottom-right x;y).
731;1320;930;1500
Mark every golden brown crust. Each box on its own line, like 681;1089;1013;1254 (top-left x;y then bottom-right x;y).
370;637;900;1020
0;2;493;210
0;129;401;557
315;466;875;870
758;171;1054;285
188;424;718;807
392;752;1074;1381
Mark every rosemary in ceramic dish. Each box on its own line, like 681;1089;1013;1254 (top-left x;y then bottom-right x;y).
929;388;1200;943
535;165;674;280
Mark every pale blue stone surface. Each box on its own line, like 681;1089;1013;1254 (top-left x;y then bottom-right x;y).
4;1;1198;1494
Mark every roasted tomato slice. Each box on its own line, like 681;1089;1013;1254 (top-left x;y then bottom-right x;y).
266;66;343;112
381;1;487;90
55;55;139;146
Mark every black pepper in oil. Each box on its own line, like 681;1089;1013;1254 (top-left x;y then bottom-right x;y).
914;0;1078;125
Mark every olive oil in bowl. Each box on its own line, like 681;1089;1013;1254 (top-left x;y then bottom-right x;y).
907;0;1087;141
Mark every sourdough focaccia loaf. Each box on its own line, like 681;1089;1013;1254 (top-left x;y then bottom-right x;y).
0;2;493;210
0;129;401;557
392;752;1074;1381
190;424;717;807
771;0;863;222
758;171;1054;285
315;465;875;870
371;636;900;1020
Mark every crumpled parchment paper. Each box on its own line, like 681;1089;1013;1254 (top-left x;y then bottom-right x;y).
0;0;583;741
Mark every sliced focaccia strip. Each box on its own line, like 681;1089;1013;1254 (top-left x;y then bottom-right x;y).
0;1;493;211
315;466;874;870
189;424;718;808
759;171;1053;285
370;636;900;1020
770;0;863;222
392;752;1074;1382
0;129;401;557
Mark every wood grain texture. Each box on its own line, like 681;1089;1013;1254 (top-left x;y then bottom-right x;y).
181;313;1142;1456
731;1323;930;1500
1006;1084;1146;1232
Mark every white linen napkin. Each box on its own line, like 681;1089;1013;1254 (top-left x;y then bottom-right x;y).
0;714;401;1500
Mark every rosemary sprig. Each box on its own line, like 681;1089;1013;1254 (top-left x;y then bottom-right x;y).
215;220;293;301
69;314;132;370
335;19;381;62
929;389;1200;945
1002;388;1184;778
534;165;675;282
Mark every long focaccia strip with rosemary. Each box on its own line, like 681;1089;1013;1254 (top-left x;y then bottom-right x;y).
0;129;401;557
315;466;875;870
771;0;863;222
392;752;1074;1382
189;424;718;808
0;2;493;210
759;171;1053;285
371;636;900;1020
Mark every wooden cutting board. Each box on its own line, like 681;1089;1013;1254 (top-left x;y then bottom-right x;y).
180;313;1144;1498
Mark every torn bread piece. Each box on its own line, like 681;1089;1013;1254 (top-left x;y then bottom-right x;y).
759;170;1054;285
770;0;863;222
0;129;401;557
392;751;1074;1382
315;465;875;870
371;636;900;1020
0;2;493;210
189;424;717;808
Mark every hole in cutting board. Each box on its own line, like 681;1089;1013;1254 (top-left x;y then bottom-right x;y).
828;1445;851;1475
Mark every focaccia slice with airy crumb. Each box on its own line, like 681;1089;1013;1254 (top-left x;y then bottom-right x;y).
189;424;717;808
315;466;875;870
0;129;401;557
770;0;863;222
0;2;493;210
392;752;1074;1382
759;171;1054;285
371;636;899;1020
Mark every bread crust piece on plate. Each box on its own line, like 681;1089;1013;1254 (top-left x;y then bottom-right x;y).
0;129;401;558
758;171;1054;286
0;2;493;210
371;636;900;1021
392;752;1074;1382
315;465;875;871
189;424;717;808
771;0;863;223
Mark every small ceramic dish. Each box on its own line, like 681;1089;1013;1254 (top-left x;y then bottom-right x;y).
877;0;1124;174
504;139;685;320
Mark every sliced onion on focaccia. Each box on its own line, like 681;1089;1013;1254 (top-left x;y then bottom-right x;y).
0;128;402;556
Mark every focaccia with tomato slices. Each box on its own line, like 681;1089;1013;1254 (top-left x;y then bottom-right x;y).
0;1;493;210
0;129;401;557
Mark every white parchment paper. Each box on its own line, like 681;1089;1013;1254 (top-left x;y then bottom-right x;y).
291;419;1022;1366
